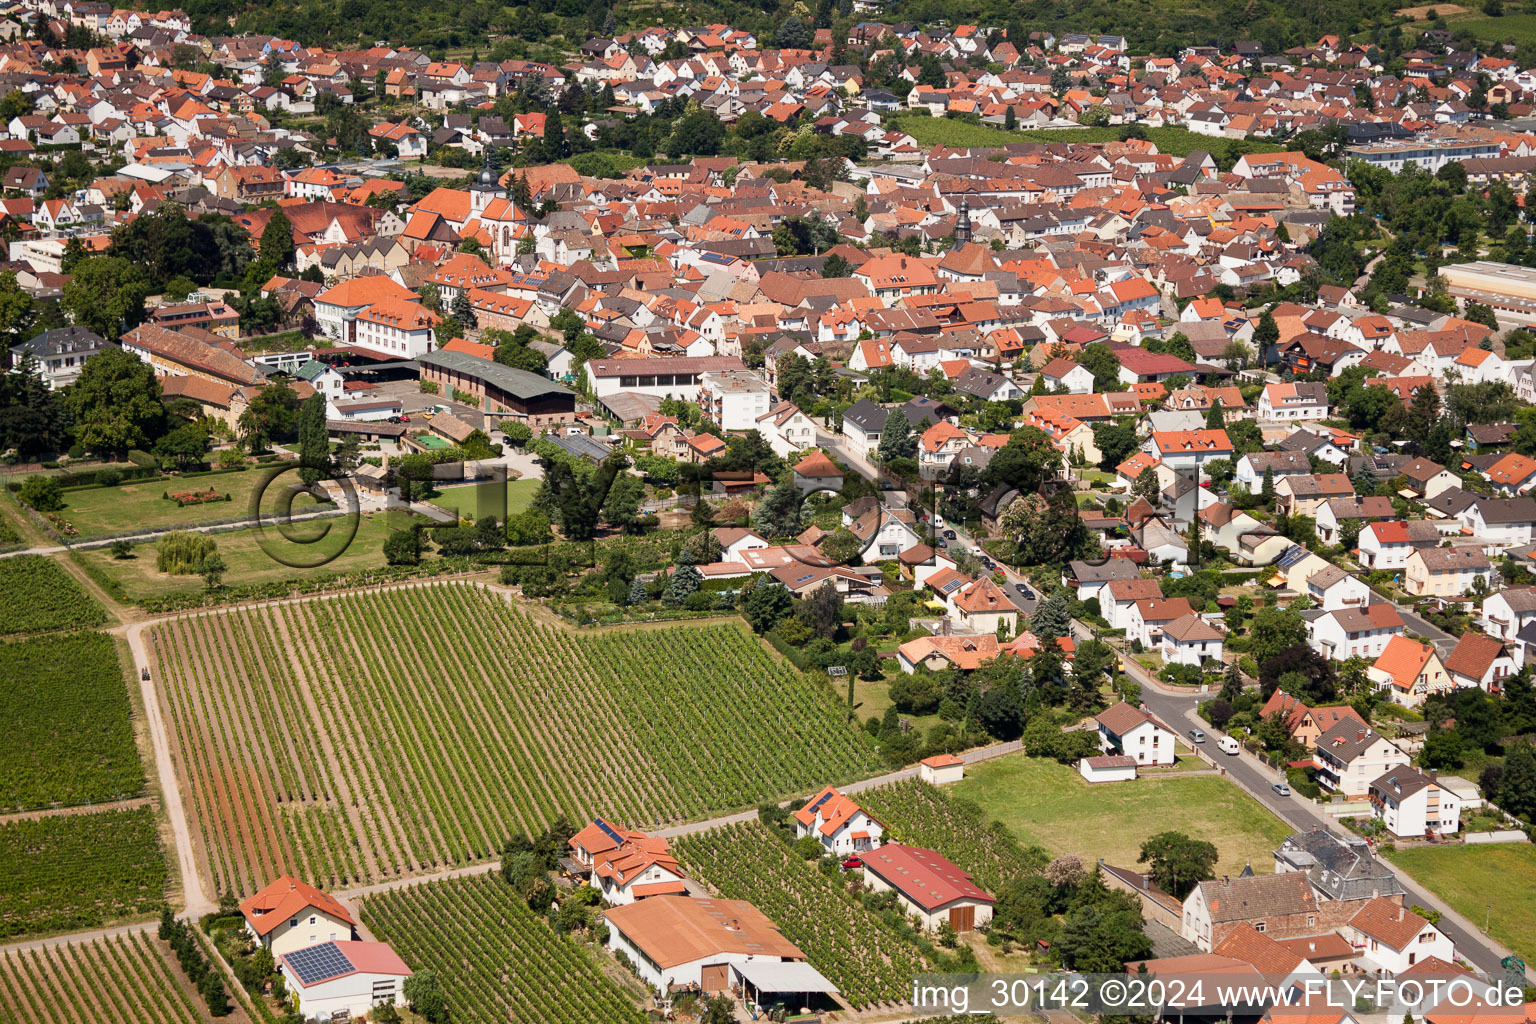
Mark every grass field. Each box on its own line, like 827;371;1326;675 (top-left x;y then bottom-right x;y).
362;874;646;1024
886;116;1286;166
430;478;540;523
0;555;108;635
0;632;142;812
0;930;216;1024
58;468;325;538
951;753;1292;877
149;582;879;895
76;512;402;602
0;807;167;940
1383;844;1536;964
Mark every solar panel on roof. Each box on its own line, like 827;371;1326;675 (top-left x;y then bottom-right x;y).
286;942;354;986
595;818;624;845
808;790;835;812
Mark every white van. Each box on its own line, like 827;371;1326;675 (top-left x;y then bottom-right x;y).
1218;736;1240;756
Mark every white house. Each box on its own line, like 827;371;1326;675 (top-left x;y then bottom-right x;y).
1443;631;1516;692
569;819;689;906
239;876;356;958
698;369;772;430
1124;597;1197;649
1357;520;1441;571
756;401;818;457
1306;604;1405;662
1369;767;1462;839
1101;578;1166;631
1481;586;1536;641
792;785;884;856
841;399;888;461
859;843;995;932
1147;429;1234;473
1160;613;1223;667
1458;496;1536;549
1369;636;1454;709
1258;381;1329;421
278;941;411;1021
1303;564;1371;612
1095;701;1177;766
849;504;924;562
1313;722;1410;797
1345;898;1454;974
919;754;965;784
604;896;816;992
1039;357;1095;394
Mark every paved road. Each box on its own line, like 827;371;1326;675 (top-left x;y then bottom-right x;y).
1110;648;1526;982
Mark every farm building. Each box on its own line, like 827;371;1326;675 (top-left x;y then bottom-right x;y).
240;876;356;957
1078;754;1138;783
279;940;412;1021
792;785;885;856
918;753;965;785
602;895;828;993
859;843;994;932
417;348;577;426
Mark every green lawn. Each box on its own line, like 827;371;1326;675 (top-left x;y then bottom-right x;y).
75;511;406;601
1383;844;1536;965
886;116;1284;166
1457;13;1536;42
59;469;325;538
952;753;1292;877
431;478;539;523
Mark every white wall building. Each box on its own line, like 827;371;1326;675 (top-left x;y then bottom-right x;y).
278;941;411;1021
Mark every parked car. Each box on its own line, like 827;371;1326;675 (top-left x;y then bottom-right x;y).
943;529;957;540
1015;583;1031;596
937;538;948;549
1188;729;1205;744
1272;782;1291;796
841;856;862;870
1218;736;1240;755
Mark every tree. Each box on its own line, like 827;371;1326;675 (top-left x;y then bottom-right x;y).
0;271;35;346
65;347;164;455
1260;467;1275;508
1078;343;1122;392
1250;605;1309;669
0;355;68;458
822;252;851;278
601;471;646;533
1139;831;1218;900
1498;742;1536;820
875;407;916;464
403;971;449;1024
153;422;209;470
1033;586;1071;642
797;582;843;639
1252;311;1280;353
752;479;804;537
1092;420;1139;471
1205;400;1225;431
744;580;793;633
296;392;329;486
197;552;227;590
383;527;423;565
237;381;299;453
61;256;150;340
987;427;1062;494
1134;466;1161;504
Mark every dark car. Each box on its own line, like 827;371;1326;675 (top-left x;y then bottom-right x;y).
937;538;948;549
981;558;996;570
943;529;957;540
1014;583;1031;596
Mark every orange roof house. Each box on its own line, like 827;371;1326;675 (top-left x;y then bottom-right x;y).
239;876;355;942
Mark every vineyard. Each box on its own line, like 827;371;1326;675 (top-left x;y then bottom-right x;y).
0;555;108;635
360;874;647;1024
0;930;213;1024
0;807;167;939
674;821;930;1009
0;632;143;811
857;780;1046;894
148;581;878;895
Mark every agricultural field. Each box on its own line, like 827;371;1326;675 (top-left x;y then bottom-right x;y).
0;555;108;635
857;779;1046;893
0;930;215;1024
0;807;167;939
149;582;878;895
1383;844;1536;964
1456;12;1536;42
361;874;646;1024
55;469;325;538
0;631;142;812
674;821;930;1009
951;753;1292;877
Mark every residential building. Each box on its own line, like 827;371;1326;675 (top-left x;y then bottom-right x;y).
792;786;884;856
1095;701;1176;766
1180;872;1326;951
1160;613;1223;667
1369;767;1462;839
240;876;357;957
9;325;107;388
278;941;411;1022
1369;636;1454;708
1272;828;1404;904
603;896;818;992
1345;898;1454;974
1313;722;1410;797
1403;546;1493;598
1305;604;1405;662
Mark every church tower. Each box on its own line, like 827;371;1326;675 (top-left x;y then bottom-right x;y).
470;145;499;215
955;197;972;246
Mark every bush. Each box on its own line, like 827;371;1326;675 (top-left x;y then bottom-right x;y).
96;469;122;487
18;475;64;512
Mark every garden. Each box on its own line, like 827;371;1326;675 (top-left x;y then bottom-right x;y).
0;631;142;812
0;807;168;940
148;582;880;897
361;874;647;1024
0;554;108;635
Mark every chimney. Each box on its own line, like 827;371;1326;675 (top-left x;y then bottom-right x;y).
1357;729;1366;742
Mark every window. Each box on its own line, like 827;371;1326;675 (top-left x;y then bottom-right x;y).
309;916;316;925
289;918;297;927
1254;922;1266;933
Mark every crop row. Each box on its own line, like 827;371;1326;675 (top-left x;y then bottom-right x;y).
0;631;143;812
361;873;646;1024
855;779;1044;894
150;582;878;893
0;555;108;636
674;821;930;1009
0;807;167;940
0;930;208;1024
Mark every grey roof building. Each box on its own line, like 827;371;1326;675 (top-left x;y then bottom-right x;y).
11;326;108;389
1273;828;1404;902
